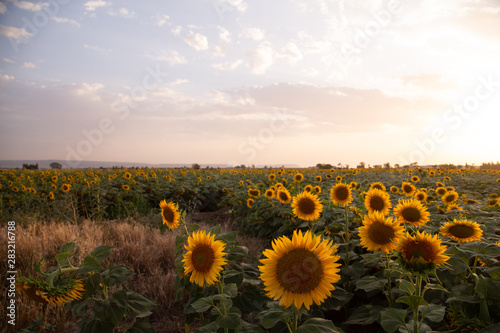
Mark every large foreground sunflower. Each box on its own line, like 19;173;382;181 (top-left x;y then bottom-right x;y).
364;188;392;215
291;191;323;221
159;200;181;230
359;211;404;254
393;199;430;226
182;230;227;286
16;277;85;305
398;231;449;272
441;219;483;243
330;183;353;206
259;230;341;310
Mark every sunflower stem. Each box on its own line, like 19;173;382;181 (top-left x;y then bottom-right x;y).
385;253;393;306
413;274;423;333
292;308;298;333
344;205;350;265
45;266;79;289
216;280;229;333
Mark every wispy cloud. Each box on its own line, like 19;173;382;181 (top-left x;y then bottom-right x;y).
212;59;243;71
51;16;82;28
84;0;110;12
83;44;111;53
153;14;170;27
242;27;265;41
0;2;6;14
248;42;274;74
107;7;136;19
22;62;36;69
7;0;46;12
0;24;32;41
3;57;15;64
146;50;187;66
182;31;209;51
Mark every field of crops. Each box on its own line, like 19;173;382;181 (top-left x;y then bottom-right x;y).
1;166;500;332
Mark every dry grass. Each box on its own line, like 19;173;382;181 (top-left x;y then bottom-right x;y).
0;215;266;332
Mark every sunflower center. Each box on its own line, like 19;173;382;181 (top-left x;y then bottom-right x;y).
276;248;323;293
162;207;175;223
401;207;421;223
368;222;395;245
444;194;456;203
298;198;316;215
335;187;349;200
370;196;385;211
372;184;383;190
437;189;446;196
279;192;289;201
403;185;413;193
191;245;215;273
448;225;474;239
404;241;435;262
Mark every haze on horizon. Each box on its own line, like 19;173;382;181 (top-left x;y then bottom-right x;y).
0;0;499;168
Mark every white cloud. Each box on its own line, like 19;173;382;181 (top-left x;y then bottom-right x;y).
0;24;32;41
242;27;265;41
248;42;274;74
212;59;243;71
212;45;225;57
153;14;170;27
3;58;15;64
84;0;109;12
183;31;209;51
22;62;36;69
171;25;182;36
0;73;15;81
107;7;136;19
218;26;231;43
0;2;7;14
279;42;303;64
8;0;46;12
83;44;111;53
147;50;187;66
51;16;82;27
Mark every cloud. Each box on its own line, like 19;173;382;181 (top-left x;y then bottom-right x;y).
182;31;209;51
84;0;109;12
107;7;136;19
147;50;187;66
242;27;265;41
51;16;82;27
8;0;46;12
248;42;274;75
171;25;182;36
400;74;457;90
279;42;303;65
22;62;36;69
0;2;6;14
83;44;111;53
218;26;231;43
3;57;15;64
0;24;32;41
153;14;170;27
212;59;243;71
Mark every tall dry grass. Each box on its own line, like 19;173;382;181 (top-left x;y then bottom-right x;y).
0;218;266;332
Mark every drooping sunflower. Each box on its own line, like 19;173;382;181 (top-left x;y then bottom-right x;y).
247;198;254;208
393;199;430;226
294;173;304;182
61;183;71;193
248;188;261;198
291;191;323;221
401;182;416;196
182;230;227;287
330;183;353;207
359;211;404;254
159;200;181;230
259;230;341;310
445;203;463;212
442;190;459;205
369;182;386;192
436;182;445;187
276;188;292;204
441;219;483;243
397;231;449;272
16;277;85;305
364;188;392;215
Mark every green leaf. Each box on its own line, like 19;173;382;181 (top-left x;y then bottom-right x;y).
90;245;114;262
223;283;238;298
398;279;416;296
321;288;353;311
297;318;340;333
475;276;500;300
77;318;115;333
207;224;221;235
380;308;408;333
102;264;133;287
83;273;101;297
93;290;128;326
355;275;386;293
125;318;155;333
223;270;242;279
216;310;241;329
419;304;445;322
446;295;481;303
396;295;428;310
191;297;214;313
423;283;448;293
59;241;76;254
76;256;105;274
345;304;383;325
124;290;157;318
55;252;74;266
257;310;291;329
484;266;500;280
480;323;500;333
189;223;200;232
194;321;219;333
238;321;265;333
71;299;88;316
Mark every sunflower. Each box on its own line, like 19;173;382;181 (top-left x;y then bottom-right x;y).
276;188;292;204
48;192;54;200
314;185;321;194
444;176;451;181
401;182;416;196
315;175;322;182
393;199;430;226
390;186;399;194
294;173;304;182
304;184;313;192
411;176;420;182
441;219;483;243
124;172;132;180
370;182;386;191
259;230;341;310
445;186;455;192
247;198;254;208
436;187;447;197
325;174;332;179
442;190;459;205
336;176;342;182
291;191;323;221
159;200;181;230
16;277;85;305
51;175;58;182
364;188;392;215
61;183;71;193
269;174;276;181
12;186;19;192
414;190;427;203
248;188;261;198
182;230;227;287
398;231;449;272
359;211;404;254
350;181;358;189
122;185;130;191
265;189;275;199
445;203;463;212
436;182;444;187
330;183;353;206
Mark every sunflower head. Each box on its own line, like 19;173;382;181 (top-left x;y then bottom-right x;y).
16;276;85;306
294;173;304;182
390;186;399;194
442;190;459;205
414;190;428;202
336;176;342;182
269;174;276;181
445;203;463;212
315;175;322;182
370;182;386;192
359;211;404;254
247;198;254;208
291;191;323;221
276;188;292;204
401;182;416;196
398;231;449;273
411;176;420;182
61;184;71;193
330;183;353;207
265;189;275;199
182;230;228;287
159;200;181;230
393;199;430;226
259;230;341;310
441;219;483;243
304;184;313;193
248;188;261;198
314;185;321;194
436;187;447;197
364;188;392;215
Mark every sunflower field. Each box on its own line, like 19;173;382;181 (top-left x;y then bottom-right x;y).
1;166;500;332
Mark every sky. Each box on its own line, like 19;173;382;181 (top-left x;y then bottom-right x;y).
0;0;499;168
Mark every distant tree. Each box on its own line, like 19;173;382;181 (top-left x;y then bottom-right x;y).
50;162;63;170
373;164;382;169
23;163;39;170
192;163;200;170
394;164;400;168
383;162;391;169
357;162;366;168
316;163;333;169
